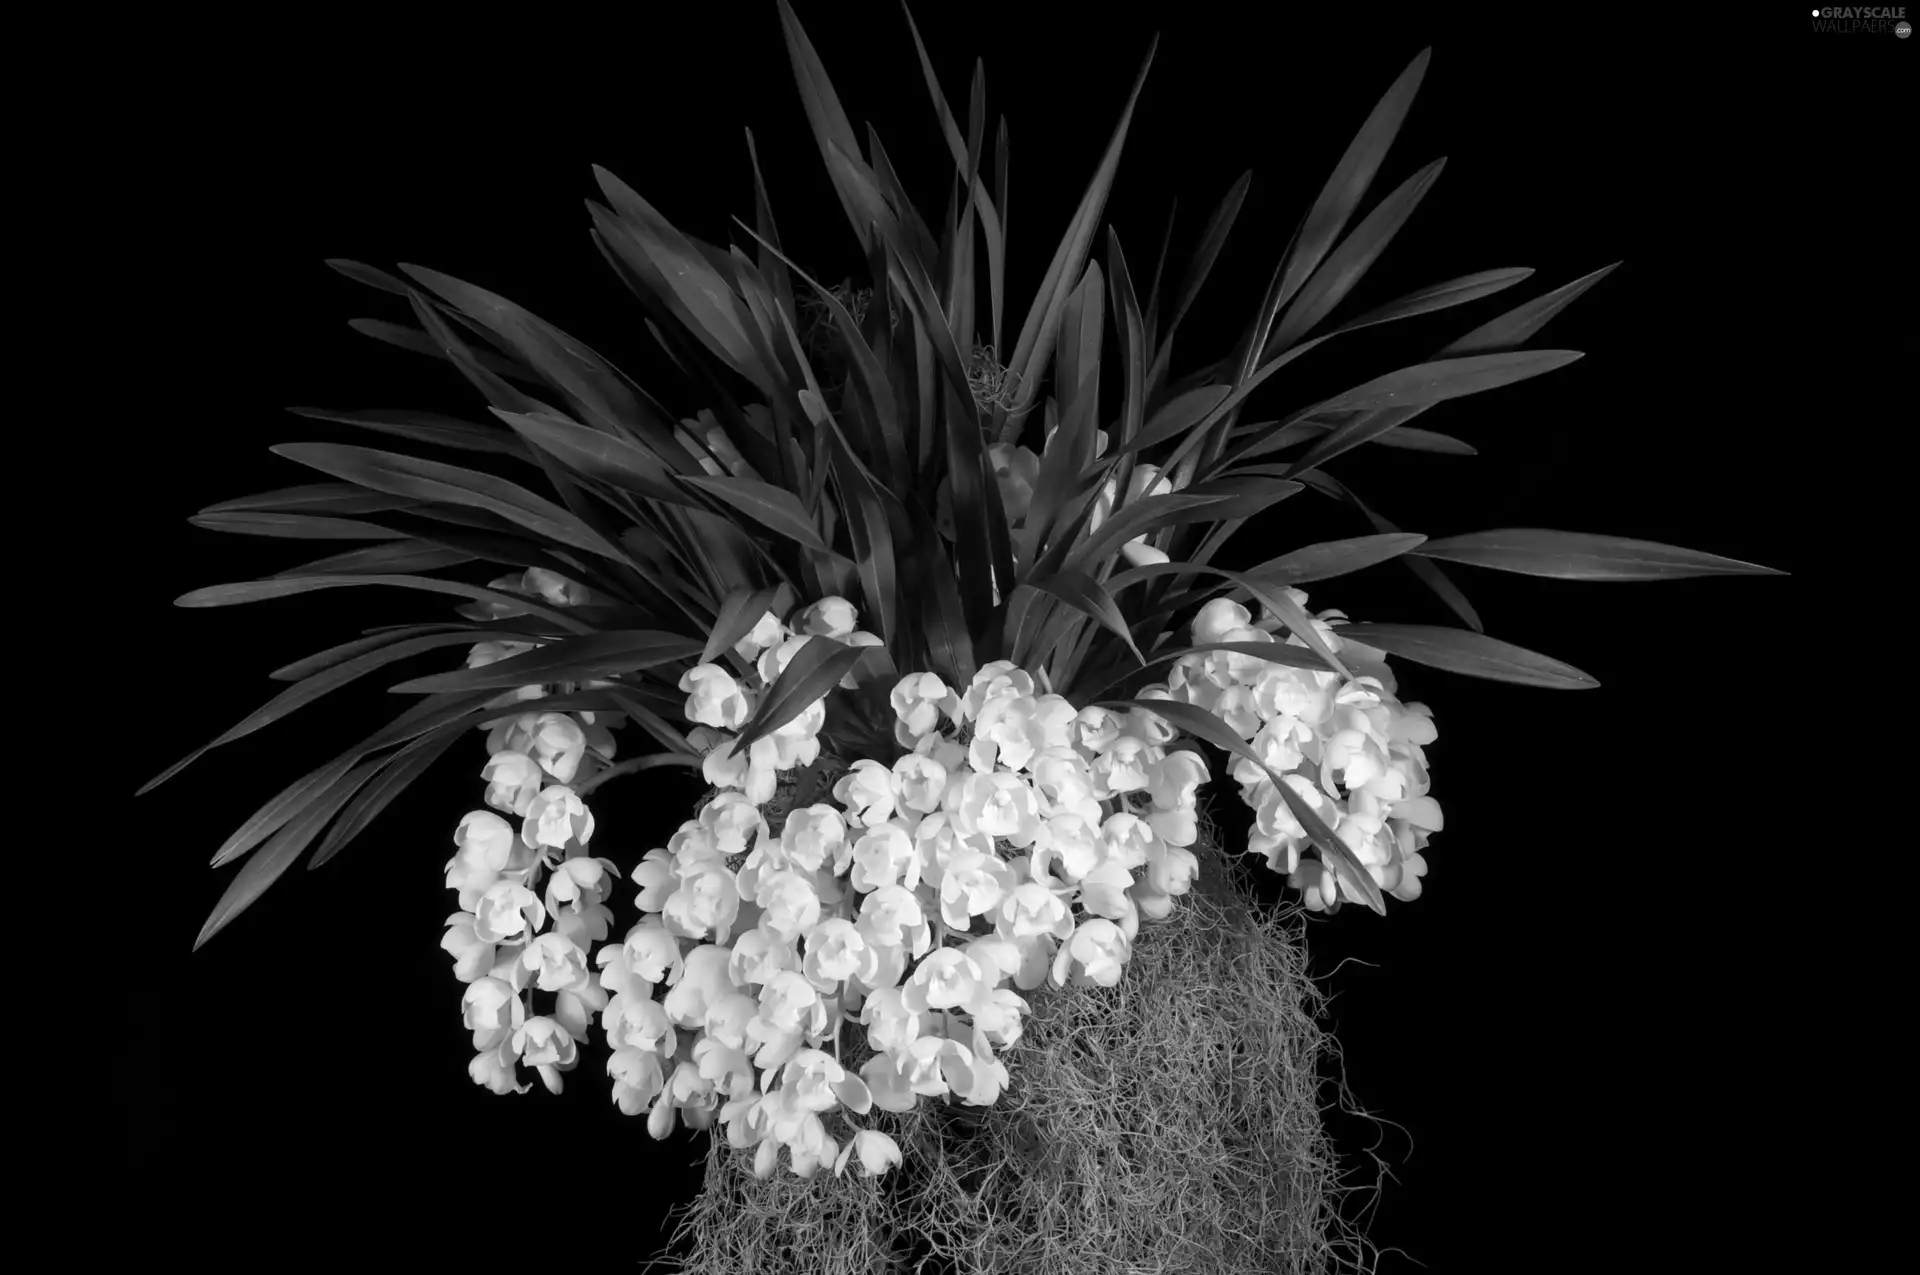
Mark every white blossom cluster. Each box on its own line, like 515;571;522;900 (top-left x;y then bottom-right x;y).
598;599;1211;1179
1159;591;1442;910
427;571;1441;1174
438;567;629;1097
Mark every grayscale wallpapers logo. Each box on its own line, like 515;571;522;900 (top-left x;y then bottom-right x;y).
1810;6;1912;31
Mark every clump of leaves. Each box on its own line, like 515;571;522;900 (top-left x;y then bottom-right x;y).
147;0;1781;951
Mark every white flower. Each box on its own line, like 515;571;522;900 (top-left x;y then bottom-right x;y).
1031;812;1104;883
835;1129;903;1178
528;712;588;784
755;870;823;944
996;880;1074;940
948;772;1043;847
604;994;676;1055
1192;598;1253;645
794;596;859;639
1145;842;1200;898
441;914;495;983
734;611;787;661
1051;918;1131;988
857;885;933;959
834;760;897;826
679;664;752;730
1147;749;1210;812
662;944;736;1030
447;810;518;910
618;918;685;985
699;791;769;857
662;860;743;942
473;878;545;944
607;1048;666;1116
469;1042;530;1096
959;661;1036;722
1089;737;1154;797
522;567;592;607
512;1016;578;1095
986;443;1043;524
777;805;848;874
461;977;520;1050
703;733;781;806
859;986;923;1053
467;639;537;670
756;634;814;686
939;850;1018;931
902;949;991;1016
969;692;1077;773
890;672;957;740
801;918;880;990
728;926;796;989
848;822;917;893
481;750;546;819
522;932;594;993
891;753;948;815
1076;860;1137;921
522;785;595;850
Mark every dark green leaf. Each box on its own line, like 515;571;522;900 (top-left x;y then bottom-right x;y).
678;474;831;555
287;406;529;459
346;318;544;387
1294;471;1485;633
1413;529;1787;580
995;34;1158;440
1333;622;1598;689
1030;567;1143;666
270;442;630;563
194;756;386;949
1327;267;1535;335
1266;157;1448;355
139;630;512;797
269;626;471;682
398;264;674;450
704;586;779;665
1246;533;1428;585
1269;48;1431;323
306;727;466;871
270;541;477;578
175;574;594;634
390;630;703;694
199;483;418;516
734;636;862;756
488;407;687;504
1442;262;1621;354
189;511;408;541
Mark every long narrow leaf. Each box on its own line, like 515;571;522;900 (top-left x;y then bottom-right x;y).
390;631;704;694
194;756;386;949
138;630;513;797
734;637;862;755
1333;623;1598;689
1412;529;1786;580
175;574;595;635
270;441;631;564
306;727;465;871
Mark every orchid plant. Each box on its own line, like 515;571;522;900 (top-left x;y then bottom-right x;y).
146;0;1781;1184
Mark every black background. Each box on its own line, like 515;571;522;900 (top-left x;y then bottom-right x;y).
103;4;1894;1271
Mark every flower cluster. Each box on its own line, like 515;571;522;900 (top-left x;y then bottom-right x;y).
596;600;1210;1179
1155;591;1442;910
439;567;628;1097
429;578;1440;1172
